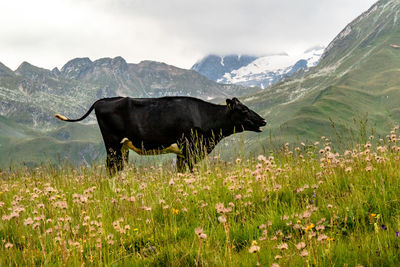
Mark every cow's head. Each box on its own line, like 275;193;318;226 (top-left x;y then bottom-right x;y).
226;97;266;132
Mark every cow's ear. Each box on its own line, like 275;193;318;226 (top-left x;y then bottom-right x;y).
227;98;240;110
226;98;237;110
226;98;233;110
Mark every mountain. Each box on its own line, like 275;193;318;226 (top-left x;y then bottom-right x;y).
0;57;257;128
191;47;324;89
242;0;400;149
192;54;258;82
0;57;259;167
2;0;395;167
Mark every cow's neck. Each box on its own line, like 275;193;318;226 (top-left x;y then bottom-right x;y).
201;105;237;152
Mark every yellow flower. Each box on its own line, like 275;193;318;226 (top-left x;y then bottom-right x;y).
326;237;334;241
370;213;377;218
305;224;315;232
172;208;179;214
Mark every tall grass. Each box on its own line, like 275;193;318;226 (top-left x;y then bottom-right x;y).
1;128;400;266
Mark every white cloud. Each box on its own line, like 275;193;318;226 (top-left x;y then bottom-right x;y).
0;0;377;70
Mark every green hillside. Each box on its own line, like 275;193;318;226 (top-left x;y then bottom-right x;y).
0;121;103;168
245;0;400;148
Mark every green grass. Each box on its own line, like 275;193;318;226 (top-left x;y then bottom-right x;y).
1;128;400;266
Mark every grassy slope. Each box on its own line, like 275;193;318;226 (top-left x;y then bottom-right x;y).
244;1;400;149
1;130;400;266
0;122;104;168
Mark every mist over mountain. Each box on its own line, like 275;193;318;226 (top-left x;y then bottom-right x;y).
192;46;324;89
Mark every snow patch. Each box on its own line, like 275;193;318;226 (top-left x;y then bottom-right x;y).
217;47;324;87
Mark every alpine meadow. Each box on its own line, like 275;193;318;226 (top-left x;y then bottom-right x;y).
2;0;400;266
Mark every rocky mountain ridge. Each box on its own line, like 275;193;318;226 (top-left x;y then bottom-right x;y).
0;57;257;129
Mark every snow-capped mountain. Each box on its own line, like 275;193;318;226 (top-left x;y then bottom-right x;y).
191;55;258;82
192;46;324;89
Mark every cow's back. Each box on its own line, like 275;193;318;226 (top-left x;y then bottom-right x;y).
94;96;215;149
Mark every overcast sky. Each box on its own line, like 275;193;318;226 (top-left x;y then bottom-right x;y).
0;0;377;71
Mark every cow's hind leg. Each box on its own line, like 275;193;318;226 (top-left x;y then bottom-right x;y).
106;145;125;175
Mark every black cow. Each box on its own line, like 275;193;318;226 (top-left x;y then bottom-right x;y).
55;96;266;174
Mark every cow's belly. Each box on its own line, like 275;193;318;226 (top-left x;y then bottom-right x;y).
120;138;182;156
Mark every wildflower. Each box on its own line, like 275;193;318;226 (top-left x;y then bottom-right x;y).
317;234;328;241
300;249;309;257
249;240;260;253
5;242;13;249
316;225;325;231
308;232;316;239
258;155;267;162
396;231;399;237
195;227;207;239
53;201;68;210
293;224;301;230
296;242;306;250
302;210;312;218
271;263;279;267
273;184;282;191
276;243;288;250
381;224;387;230
259;224;266;230
274;255;282;260
215;203;231;214
218;215;227;224
172;208;179;214
327;204;333;209
24;217;34;226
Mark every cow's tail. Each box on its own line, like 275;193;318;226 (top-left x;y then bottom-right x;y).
55;101;97;122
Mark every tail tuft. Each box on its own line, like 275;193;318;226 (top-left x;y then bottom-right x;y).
55;114;68;121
